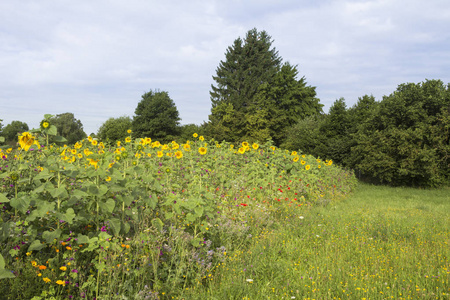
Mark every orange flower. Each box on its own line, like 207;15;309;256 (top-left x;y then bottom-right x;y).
39;265;47;270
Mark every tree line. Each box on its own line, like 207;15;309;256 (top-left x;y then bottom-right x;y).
1;28;449;187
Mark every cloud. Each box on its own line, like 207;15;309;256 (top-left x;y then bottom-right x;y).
1;0;449;135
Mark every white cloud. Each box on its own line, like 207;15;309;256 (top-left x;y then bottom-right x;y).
1;0;450;135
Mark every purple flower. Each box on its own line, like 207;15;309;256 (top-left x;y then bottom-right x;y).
100;226;107;232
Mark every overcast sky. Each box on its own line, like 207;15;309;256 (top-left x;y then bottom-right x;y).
1;0;450;135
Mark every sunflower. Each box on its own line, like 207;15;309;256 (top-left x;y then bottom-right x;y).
305;165;310;171
242;141;249;148
252;143;259;150
199;147;207;155
300;160;306;165
291;151;297;156
127;129;132;134
18;132;38;151
157;151;164;158
125;137;131;143
193;133;198;138
293;156;299;162
238;147;245;154
199;135;204;141
40;120;50;129
175;151;183;159
183;144;191;151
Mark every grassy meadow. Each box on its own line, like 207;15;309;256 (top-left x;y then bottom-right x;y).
184;184;449;299
0;131;448;299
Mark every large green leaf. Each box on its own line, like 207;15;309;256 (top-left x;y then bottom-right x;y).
0;193;9;203
28;239;46;251
99;198;115;214
42;229;62;244
108;218;121;236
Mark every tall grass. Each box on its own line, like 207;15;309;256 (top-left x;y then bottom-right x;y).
183;184;450;299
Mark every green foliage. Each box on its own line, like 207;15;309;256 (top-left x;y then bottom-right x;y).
97;116;132;143
177;123;205;142
208;29;321;145
132;90;181;142
351;80;449;186
0;119;4;144
48;113;87;145
1;121;29;144
0;127;355;298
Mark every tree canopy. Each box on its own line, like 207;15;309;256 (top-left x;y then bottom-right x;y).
1;120;29;144
97;116;132;143
207;28;322;145
132;90;181;141
49;113;87;145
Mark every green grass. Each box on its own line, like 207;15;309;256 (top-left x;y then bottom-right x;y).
181;183;450;299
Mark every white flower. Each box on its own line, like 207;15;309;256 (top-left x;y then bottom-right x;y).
299;216;304;219
316;235;320;238
246;279;253;283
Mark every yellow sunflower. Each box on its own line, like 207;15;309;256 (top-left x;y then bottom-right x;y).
175;151;183;159
18;132;38;151
199;147;207;155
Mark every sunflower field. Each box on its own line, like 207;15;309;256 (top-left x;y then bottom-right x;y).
0;127;357;299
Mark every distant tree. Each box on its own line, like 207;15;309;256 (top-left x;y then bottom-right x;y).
208;28;282;143
132;90;181;142
1;120;29;144
281;114;326;155
208;29;322;144
97;116;132;143
251;63;322;145
49;113;87;144
178;123;205;143
351;80;449;186
0;119;3;143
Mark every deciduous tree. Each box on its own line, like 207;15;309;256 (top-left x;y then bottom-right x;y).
132;90;181;141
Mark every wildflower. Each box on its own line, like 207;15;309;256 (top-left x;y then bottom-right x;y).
66;246;72;251
39;265;47;270
193;133;198;138
31;261;37;267
238;147;245;154
199;147;207;155
157;151;164;158
127;129;132;134
305;165;310;171
41;120;50;129
43;277;51;283
175;151;183;159
299;216;304;219
106;176;111;182
246;279;254;283
26;252;31;256
125;137;131;143
56;280;65;286
252;143;259;150
199;135;205;141
293;156;299;162
60;266;67;271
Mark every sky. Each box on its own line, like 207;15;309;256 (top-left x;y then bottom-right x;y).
1;0;450;135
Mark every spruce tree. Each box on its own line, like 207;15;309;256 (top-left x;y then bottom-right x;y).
208;28;322;145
